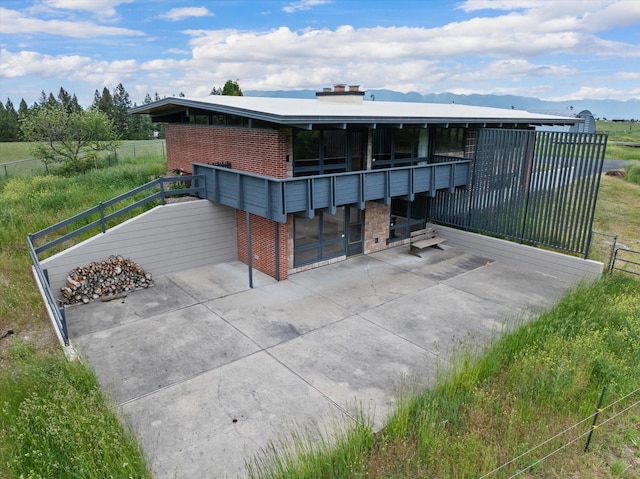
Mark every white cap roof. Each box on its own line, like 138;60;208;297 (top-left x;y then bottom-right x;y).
130;94;580;126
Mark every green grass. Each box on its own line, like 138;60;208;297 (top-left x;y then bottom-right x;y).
597;121;640;161
0;154;167;479
0;140;166;178
247;275;640;478
0;342;151;479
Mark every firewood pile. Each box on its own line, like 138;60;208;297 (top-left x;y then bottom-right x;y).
60;255;153;306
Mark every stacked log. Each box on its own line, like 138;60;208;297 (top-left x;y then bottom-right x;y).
60;255;153;306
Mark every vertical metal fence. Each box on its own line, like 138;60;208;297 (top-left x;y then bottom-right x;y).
429;129;607;257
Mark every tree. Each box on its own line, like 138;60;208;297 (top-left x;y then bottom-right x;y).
222;80;242;96
20;104;119;174
112;83;132;138
210;79;243;96
0;98;19;141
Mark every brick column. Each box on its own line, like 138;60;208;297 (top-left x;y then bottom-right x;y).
363;201;391;254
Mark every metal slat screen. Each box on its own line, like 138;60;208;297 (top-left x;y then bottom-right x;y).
429;129;607;256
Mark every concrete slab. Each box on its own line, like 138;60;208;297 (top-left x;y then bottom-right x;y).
268;315;438;430
288;254;438;314
64;245;575;479
168;261;276;302
67;276;199;337
444;262;570;313
123;351;345;479
204;281;353;348
360;283;518;361
73;303;260;403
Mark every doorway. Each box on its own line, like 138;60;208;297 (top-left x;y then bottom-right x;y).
346;207;364;256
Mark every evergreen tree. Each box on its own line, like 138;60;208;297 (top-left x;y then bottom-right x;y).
222;79;243;96
143;93;152;104
0;98;20;141
112;83;131;139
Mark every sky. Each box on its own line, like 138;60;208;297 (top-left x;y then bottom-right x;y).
1;0;639;107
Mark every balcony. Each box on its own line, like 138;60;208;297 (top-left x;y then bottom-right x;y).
192;159;471;223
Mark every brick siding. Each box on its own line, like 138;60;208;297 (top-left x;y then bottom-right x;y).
237;212;289;280
165;124;288;178
363;201;392;254
166;123;289;279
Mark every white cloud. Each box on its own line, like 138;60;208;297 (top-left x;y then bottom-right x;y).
41;0;134;17
159;7;213;21
283;0;333;14
549;85;640;101
616;71;640;80
0;7;144;37
0;49;139;92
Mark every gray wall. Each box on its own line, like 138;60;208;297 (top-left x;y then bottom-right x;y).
431;223;603;283
41;200;237;296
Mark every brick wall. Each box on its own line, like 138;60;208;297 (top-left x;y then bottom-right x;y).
237;212;289;280
166;123;290;280
363;201;391;254
165;124;288;178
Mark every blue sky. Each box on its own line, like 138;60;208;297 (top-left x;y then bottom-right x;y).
1;0;639;106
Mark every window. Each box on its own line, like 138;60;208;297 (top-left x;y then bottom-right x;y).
372;128;422;169
293;209;346;266
293;130;365;176
433;127;465;157
389;196;428;241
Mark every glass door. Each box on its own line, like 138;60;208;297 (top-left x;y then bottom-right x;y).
346;207;364;256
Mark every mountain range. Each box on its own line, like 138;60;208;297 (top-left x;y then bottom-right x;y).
245;89;639;120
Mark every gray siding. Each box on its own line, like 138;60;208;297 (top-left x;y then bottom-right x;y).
41;200;237;296
431;223;603;283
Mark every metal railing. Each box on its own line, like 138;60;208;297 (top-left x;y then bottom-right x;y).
194;159;470;223
28;175;205;345
429;130;607;257
610;248;640;276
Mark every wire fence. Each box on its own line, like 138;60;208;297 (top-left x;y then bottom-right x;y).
478;386;640;478
0;140;166;179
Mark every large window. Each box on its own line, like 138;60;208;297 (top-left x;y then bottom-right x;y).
372;128;422;169
433;127;465;157
293;130;366;176
293;209;345;266
389;196;428;241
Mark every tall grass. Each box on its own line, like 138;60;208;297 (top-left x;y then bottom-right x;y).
248;275;640;478
0;341;151;479
0;154;165;478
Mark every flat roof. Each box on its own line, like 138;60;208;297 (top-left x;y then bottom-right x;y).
130;94;580;127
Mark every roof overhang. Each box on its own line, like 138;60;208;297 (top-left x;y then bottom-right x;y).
129;95;582;128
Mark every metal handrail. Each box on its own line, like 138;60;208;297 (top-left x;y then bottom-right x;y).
29;175;205;255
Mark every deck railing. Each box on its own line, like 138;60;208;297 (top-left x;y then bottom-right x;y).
28;175;205;345
194;160;471;223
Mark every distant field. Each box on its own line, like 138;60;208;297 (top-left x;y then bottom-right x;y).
0;142;34;162
0;140;166;178
596;121;640;161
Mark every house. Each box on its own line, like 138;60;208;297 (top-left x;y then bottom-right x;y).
130;85;606;282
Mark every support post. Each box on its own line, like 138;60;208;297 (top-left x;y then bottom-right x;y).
584;386;606;452
274;221;280;281
247;211;253;288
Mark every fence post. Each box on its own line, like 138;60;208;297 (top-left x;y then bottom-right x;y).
584;386;606;452
3;163;7;178
160;177;166;205
100;202;106;233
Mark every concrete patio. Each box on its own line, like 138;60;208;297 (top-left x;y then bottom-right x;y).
66;244;572;478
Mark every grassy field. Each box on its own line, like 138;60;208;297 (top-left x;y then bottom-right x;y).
597;121;640;161
0;152;638;478
0;154;166;479
0;140;166;178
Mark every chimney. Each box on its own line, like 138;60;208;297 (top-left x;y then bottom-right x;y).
315;83;365;103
